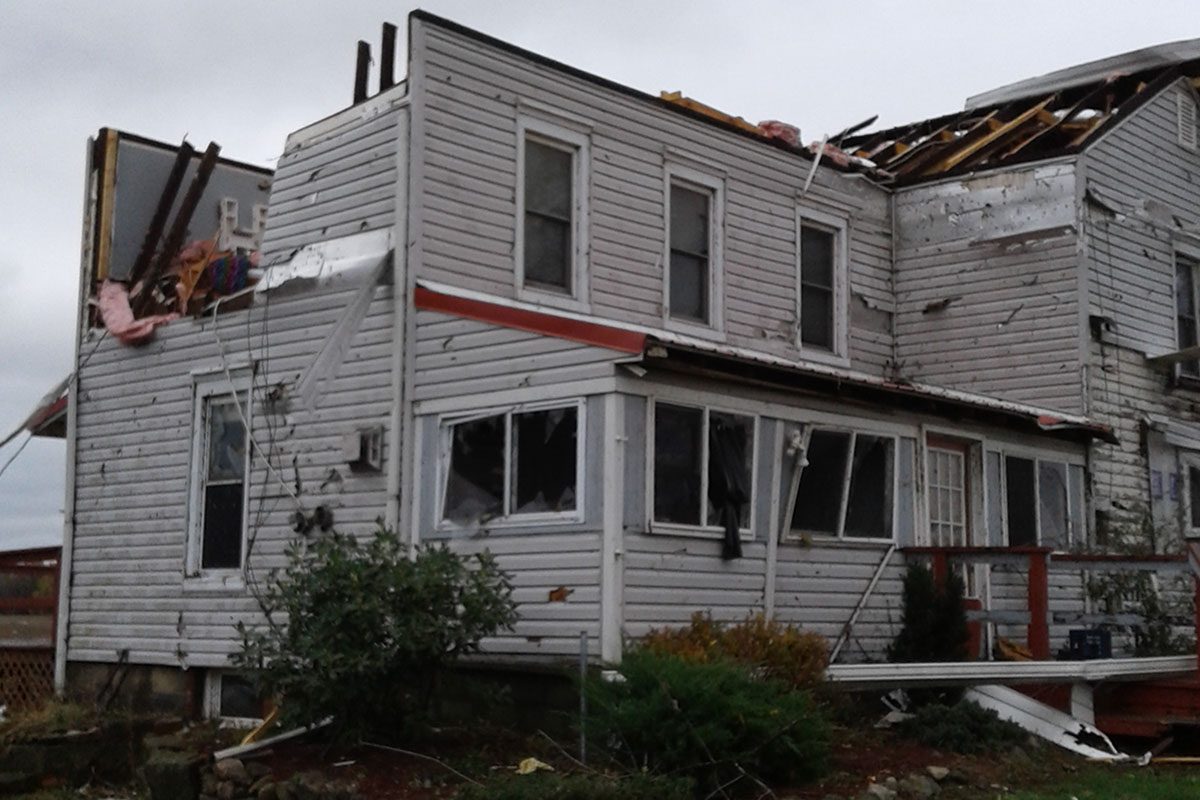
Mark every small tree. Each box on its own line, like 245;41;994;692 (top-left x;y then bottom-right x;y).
233;525;518;741
889;564;969;663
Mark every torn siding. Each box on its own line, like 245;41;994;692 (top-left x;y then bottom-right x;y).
893;162;1084;412
411;20;895;377
1082;81;1200;529
68;282;395;667
259;92;406;265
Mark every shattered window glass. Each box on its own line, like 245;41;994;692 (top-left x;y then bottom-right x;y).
844;435;894;539
524;138;574;291
669;183;710;323
200;396;246;571
512;406;578;514
1038;460;1069;549
707;411;753;531
653;404;704;525
443;414;505;524
1005;456;1038;546
791;430;851;535
800;225;835;349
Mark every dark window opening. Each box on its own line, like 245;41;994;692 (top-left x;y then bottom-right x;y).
1005;456;1037;547
200;398;246;571
653;404;704;526
845;435;894;539
219;674;263;720
523;138;573;292
669;183;711;323
800;224;835;349
1190;466;1200;529
512;406;578;514
792;430;850;535
443;405;580;525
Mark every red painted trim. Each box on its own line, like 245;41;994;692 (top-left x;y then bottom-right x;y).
1027;552;1051;660
414;286;647;354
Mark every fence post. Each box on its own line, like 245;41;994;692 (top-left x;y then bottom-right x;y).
1027;551;1050;660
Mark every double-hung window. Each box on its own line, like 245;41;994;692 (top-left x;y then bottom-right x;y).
188;380;251;581
789;428;895;540
516;117;589;307
796;209;848;361
441;402;582;526
1175;251;1200;377
664;166;723;332
650;402;753;536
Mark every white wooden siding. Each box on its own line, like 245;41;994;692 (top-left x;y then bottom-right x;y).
260;93;405;264
412;21;894;376
69;283;395;667
893;162;1084;412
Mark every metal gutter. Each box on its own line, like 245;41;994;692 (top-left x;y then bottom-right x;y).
825;655;1195;689
965;684;1129;762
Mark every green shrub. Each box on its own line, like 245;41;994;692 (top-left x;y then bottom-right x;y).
896;700;1026;754
233;525;518;741
455;772;693;800
640;612;827;690
587;649;828;795
889;564;969;663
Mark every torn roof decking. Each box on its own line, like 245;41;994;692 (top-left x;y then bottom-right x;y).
844;59;1200;186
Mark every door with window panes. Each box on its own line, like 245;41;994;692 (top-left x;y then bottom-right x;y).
926;436;978;596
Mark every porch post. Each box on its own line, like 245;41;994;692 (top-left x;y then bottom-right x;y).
931;551;948;586
1027;551;1051;660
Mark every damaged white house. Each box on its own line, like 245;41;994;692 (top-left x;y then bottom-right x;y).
47;13;1200;715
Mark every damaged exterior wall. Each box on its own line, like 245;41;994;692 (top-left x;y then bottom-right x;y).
1081;79;1200;534
893;161;1085;412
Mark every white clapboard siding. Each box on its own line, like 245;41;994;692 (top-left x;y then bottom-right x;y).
68;281;395;668
893;161;1084;413
259;93;405;264
413;22;895;377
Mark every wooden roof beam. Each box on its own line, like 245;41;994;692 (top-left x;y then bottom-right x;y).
918;97;1054;176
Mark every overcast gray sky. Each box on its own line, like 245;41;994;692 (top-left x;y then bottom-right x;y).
1;0;1197;553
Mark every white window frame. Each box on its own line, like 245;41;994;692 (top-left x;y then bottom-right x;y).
646;398;757;540
514;116;591;312
186;374;252;590
927;445;969;548
203;671;263;728
784;426;899;544
795;206;849;365
1181;453;1200;537
663;163;725;339
993;448;1085;549
1173;245;1200;382
437;399;586;530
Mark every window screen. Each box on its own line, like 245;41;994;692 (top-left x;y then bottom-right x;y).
669;184;711;323
200;397;246;570
1005;456;1037;546
800;225;835;349
523;138;574;292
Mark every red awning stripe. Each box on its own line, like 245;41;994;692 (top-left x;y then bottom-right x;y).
413;286;647;354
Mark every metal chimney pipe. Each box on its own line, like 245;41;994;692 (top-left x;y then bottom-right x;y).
380;23;397;92
354;40;371;103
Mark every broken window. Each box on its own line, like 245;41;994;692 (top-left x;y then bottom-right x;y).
523;137;575;293
669;183;711;323
442;403;580;525
1189;465;1200;531
995;452;1082;549
1038;461;1069;550
1176;253;1200;376
652;402;753;554
194;393;248;572
790;428;894;540
799;224;836;350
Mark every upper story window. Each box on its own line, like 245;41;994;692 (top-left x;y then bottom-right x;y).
188;379;251;581
1175;251;1200;376
796;209;849;362
441;401;582;526
664;165;724;335
650;401;753;538
515;117;590;309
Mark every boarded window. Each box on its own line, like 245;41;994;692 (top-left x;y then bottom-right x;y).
791;429;894;540
653;403;753;531
443;404;579;524
800;224;835;349
1005;456;1037;547
669;183;711;323
1177;254;1199;376
523;138;574;292
199;396;246;570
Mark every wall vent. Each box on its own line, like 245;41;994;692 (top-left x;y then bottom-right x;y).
1177;89;1197;151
